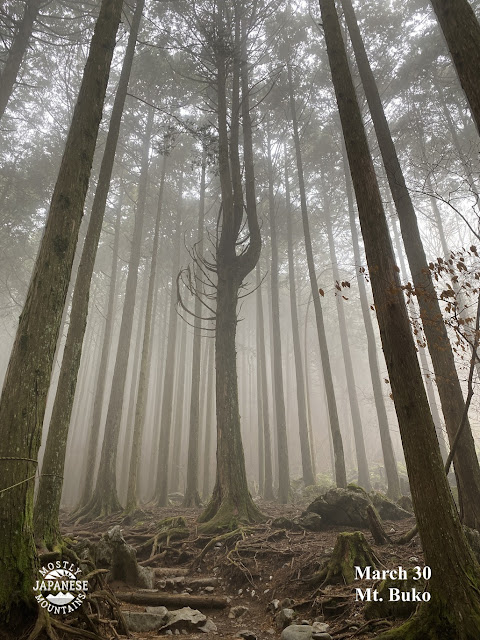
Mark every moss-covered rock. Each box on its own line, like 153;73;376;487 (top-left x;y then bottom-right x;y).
306;487;371;527
364;569;426;620
396;495;413;513
369;491;412;520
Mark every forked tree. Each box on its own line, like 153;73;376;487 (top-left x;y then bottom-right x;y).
319;0;480;636
0;0;123;626
196;1;264;531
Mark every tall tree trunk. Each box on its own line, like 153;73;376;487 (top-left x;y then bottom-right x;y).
155;173;183;506
33;0;145;542
75;192;123;512
198;8;264;530
255;265;274;499
0;0;43;119
78;106;154;520
202;338;215;499
266;128;291;502
320;1;480;635
430;0;480;136
0;0;123;623
184;152;207;507
344;157;401;499
287;65;347;488
342;0;480;528
125;157;166;512
171;320;188;493
284;154;315;487
323;178;370;490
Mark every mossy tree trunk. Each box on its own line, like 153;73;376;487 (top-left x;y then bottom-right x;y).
198;6;264;531
287;63;346;488
342;0;480;529
0;0;123;624
34;0;145;546
202;339;216;500
320;0;480;636
77;106;154;521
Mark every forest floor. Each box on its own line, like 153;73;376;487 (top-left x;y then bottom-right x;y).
60;500;421;640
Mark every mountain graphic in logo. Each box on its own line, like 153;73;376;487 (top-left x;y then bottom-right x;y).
46;592;75;605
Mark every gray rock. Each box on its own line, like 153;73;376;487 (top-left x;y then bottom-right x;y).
199;618;218;633
237;630;257;640
229;605;249;619
297;512;323;532
123;611;168;632
306;488;371;527
146;606;169;617
281;625;313;640
159;607;207;632
275;608;295;629
312;622;330;633
272;516;302;531
396;495;413;512
370;491;411;520
205;586;215;593
268;599;280;612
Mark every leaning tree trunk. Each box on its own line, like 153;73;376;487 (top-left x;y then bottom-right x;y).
255;265;274;499
77;107;154;521
287;64;346;488
429;0;480;136
0;0;123;624
184;152;207;507
33;0;145;545
0;0;43;119
284;155;315;487
266;127;291;502
125;156;166;513
155;173;183;506
342;152;400;497
323;178;370;490
320;1;480;636
342;0;480;529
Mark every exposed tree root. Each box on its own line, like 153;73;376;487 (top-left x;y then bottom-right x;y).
198;493;265;534
72;489;122;524
193;527;247;568
134;516;189;558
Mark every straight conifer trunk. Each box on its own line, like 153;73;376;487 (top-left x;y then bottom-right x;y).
287;64;346;488
341;0;480;528
0;0;123;622
320;0;480;635
430;0;480;135
34;0;145;543
0;0;43;119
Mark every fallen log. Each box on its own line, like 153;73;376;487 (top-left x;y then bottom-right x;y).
115;591;228;609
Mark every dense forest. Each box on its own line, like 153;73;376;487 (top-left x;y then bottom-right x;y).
1;0;480;638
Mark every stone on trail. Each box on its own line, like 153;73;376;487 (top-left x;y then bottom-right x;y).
237;630;257;640
275;608;295;629
199;618;218;633
159;607;208;632
146;606;169;617
312;622;330;633
123;611;168;632
281;625;313;640
229;604;249;619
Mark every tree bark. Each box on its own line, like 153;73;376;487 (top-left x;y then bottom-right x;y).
126;156;167;512
78;106;154;520
155;173;183;506
284;155;315;487
184;152;207;507
342;0;480;528
287;64;346;488
430;0;480;136
320;1;480;635
0;0;43;119
202;338;215;499
0;0;123;623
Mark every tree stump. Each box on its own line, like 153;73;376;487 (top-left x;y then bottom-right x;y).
309;531;380;586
